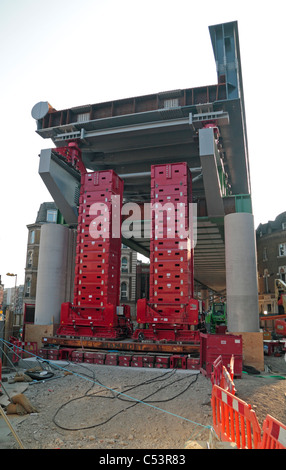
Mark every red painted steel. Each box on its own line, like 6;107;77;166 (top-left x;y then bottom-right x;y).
150;270;193;285
11;340;38;363
200;333;243;378
156;356;170;365
151;162;191;186
75;272;118;285
53;146;199;342
81;170;124;193
186;357;200;369
53;142;86;174
55;143;132;339
134;161;198;342
136;297;199;323
131;358;144;367
150;239;187;251
142;356;155;363
151;184;190;198
170;355;187;369
274;319;286;336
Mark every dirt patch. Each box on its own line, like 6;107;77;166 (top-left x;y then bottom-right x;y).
1;354;286;450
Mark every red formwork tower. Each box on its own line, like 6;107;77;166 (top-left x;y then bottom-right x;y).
133;162;199;342
55;143;132;339
74;170;123;309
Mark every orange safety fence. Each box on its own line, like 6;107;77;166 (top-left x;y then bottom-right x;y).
211;356;222;386
212;384;262;449
211;356;286;449
211;355;236;395
259;415;286;449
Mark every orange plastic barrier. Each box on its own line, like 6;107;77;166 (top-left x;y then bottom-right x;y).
259;415;286;449
211;355;236;395
212;385;261;449
211;356;223;387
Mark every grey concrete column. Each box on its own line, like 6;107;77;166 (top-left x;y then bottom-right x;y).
35;224;70;325
39;148;79;225
199;127;224;218
225;212;259;332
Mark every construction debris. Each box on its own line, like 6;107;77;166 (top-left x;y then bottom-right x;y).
6;394;38;415
1;352;286;449
184;439;237;449
9;373;33;383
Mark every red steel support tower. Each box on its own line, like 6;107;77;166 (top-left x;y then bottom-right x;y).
55;143;132;339
134;162;199;342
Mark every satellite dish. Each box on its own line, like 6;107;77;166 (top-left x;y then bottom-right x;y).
31;101;54;120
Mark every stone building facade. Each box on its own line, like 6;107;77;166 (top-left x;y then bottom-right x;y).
256;212;286;314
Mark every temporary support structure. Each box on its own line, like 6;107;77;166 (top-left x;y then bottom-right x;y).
133;162;199;342
55;143;132;339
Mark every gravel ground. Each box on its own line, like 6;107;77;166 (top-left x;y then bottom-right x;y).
1;353;286;450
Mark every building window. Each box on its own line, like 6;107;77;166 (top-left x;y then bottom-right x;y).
30;230;35;244
47;209;57;223
263;269;270;293
121;257;128;273
282;222;286;230
25;278;31;297
278;243;286;257
25;305;35;323
263;247;268;261
77;112;90;123
279;266;286;282
164;98;179;109
27;251;33;268
121;282;128;301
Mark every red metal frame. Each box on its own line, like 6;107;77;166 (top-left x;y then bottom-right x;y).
55;142;132;340
52;148;200;342
134;162;199;342
53;141;86;174
200;333;243;378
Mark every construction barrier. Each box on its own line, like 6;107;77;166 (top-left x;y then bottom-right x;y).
212;384;262;449
211;355;236;395
11;340;38;363
211;355;286;449
259;415;286;449
211;355;222;386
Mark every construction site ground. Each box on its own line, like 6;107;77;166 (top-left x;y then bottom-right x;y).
1;353;286;450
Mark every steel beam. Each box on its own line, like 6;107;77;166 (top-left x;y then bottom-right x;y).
199;127;224;218
38;149;79;225
42;336;200;354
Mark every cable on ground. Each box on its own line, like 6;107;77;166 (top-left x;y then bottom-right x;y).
0;338;213;439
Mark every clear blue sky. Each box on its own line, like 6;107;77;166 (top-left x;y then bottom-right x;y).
1;0;285;287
